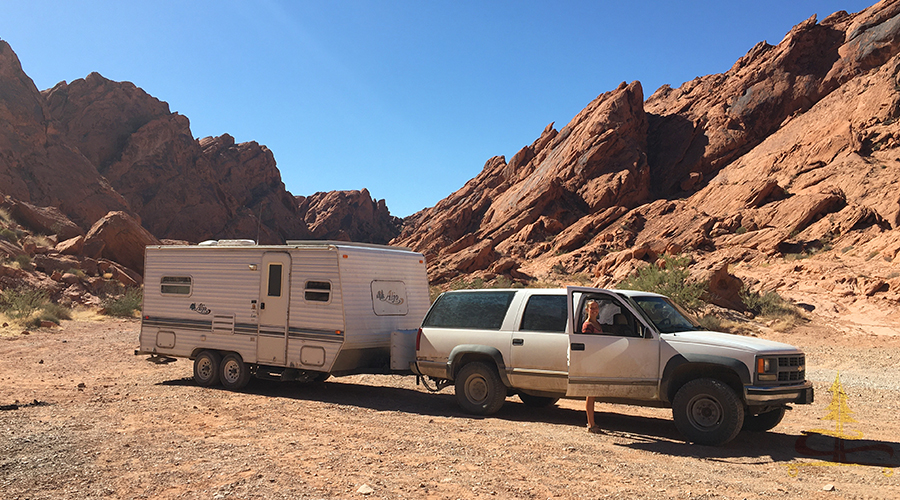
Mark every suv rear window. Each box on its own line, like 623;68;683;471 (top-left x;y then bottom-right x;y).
520;295;567;332
423;291;515;330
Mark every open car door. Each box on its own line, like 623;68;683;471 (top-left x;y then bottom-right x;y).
565;286;661;400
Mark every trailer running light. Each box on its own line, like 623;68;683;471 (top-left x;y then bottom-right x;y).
343;254;349;259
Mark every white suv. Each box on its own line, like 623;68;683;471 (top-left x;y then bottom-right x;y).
414;286;813;446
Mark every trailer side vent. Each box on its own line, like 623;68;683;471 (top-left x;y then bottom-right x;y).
305;281;331;302
212;315;235;334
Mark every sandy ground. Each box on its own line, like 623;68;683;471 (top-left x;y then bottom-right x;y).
1;316;898;499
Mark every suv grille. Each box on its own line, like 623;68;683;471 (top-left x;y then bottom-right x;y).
776;356;805;383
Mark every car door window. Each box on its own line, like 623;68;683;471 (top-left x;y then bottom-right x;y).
578;296;640;338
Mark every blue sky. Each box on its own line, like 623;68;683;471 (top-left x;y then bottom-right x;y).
2;1;875;217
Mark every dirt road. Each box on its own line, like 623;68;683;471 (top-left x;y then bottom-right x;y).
1;317;898;499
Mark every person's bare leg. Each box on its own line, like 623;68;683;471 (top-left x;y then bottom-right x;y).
586;396;596;428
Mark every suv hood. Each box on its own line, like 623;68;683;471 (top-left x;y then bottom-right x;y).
663;330;802;354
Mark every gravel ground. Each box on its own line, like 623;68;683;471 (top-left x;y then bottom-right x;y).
1;317;898;499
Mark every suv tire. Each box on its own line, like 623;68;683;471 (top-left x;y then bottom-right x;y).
673;378;744;446
518;393;559;408
742;406;786;432
455;362;507;415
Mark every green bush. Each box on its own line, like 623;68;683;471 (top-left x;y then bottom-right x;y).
102;287;143;317
0;228;18;243
617;254;707;311
740;287;799;319
14;254;32;270
41;302;73;322
0;287;48;319
696;314;723;332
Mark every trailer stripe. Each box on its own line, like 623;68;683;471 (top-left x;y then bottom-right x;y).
142;317;344;343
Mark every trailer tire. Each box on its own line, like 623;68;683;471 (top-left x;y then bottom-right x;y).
672;378;744;446
455;362;507;415
193;350;221;387
220;353;251;390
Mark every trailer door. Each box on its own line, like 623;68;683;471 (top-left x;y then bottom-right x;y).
257;252;291;365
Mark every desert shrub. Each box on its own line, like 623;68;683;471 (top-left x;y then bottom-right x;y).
102;287;143;317
617;254;707;311
14;254;32;270
696;314;723;332
0;287;48;319
450;277;485;290
0;228;17;243
0;208;12;224
740;287;799;319
493;275;513;288
65;268;86;278
41;302;73;322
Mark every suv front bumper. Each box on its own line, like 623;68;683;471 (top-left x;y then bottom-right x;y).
745;381;814;405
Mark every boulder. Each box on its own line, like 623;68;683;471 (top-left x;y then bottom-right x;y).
56;235;85;255
84;211;159;275
2;198;84;241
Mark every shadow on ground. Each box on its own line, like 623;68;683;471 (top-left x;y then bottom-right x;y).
159;375;899;469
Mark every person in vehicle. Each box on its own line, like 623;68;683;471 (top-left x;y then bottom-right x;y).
582;300;603;333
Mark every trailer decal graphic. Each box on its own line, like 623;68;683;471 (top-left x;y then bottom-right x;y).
190;303;211;315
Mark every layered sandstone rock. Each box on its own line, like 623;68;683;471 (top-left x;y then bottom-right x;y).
0;41;131;228
296;189;401;244
392;0;900;336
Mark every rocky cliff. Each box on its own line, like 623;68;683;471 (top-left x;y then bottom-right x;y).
393;0;900;330
0;41;401;248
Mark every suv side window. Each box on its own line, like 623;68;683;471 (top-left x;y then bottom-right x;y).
423;291;515;330
520;295;567;332
579;296;641;338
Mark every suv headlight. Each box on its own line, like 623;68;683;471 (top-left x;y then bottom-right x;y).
756;356;777;382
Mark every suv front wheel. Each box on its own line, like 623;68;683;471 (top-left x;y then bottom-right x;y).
455;362;507;415
672;378;744;446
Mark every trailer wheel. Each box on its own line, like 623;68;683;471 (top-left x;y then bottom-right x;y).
220;353;251;390
455;362;507;415
193;350;221;387
672;378;744;446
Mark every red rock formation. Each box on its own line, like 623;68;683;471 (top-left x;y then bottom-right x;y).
0;41;131;228
395;81;649;281
393;0;900;340
296;189;400;244
83;211;160;276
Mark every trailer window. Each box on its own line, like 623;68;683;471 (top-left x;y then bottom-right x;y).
305;281;331;302
267;264;283;297
160;276;192;295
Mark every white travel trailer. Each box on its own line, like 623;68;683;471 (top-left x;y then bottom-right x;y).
136;240;430;389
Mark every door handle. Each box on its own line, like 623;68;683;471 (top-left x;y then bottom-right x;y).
260;302;266;310
571;343;585;351
512;338;524;346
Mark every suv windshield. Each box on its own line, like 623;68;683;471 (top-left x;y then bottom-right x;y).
630;296;700;333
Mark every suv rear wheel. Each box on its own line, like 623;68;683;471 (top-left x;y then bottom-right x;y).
455;362;507;415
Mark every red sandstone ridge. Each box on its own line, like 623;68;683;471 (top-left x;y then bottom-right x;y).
0;42;131;228
1;43;401;248
393;0;900;330
296;189;401;244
